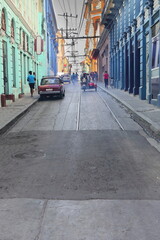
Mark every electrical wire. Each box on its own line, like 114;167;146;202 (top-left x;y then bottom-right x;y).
57;0;65;14
67;0;72;14
75;0;78;29
62;0;67;13
77;0;86;36
67;0;73;28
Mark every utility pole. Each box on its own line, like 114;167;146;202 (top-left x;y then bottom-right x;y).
58;13;78;39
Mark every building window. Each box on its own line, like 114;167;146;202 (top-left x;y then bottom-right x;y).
152;23;160;69
19;28;22;45
12;46;16;87
26;35;29;52
27;57;30;75
96;2;101;9
23;54;26;83
1;9;6;32
11;19;15;38
23;31;25;51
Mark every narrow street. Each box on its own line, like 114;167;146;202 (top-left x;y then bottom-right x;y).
0;84;160;239
0;0;160;238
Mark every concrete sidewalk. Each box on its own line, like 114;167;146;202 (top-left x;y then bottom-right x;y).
98;82;160;138
0;93;39;134
0;199;160;240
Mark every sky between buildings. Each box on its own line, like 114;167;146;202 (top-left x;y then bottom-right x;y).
53;0;87;73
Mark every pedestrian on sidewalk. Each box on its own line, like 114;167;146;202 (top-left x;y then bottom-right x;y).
71;73;76;85
94;71;98;82
103;71;109;88
27;71;36;97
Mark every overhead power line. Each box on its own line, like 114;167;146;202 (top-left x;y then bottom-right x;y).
66;0;73;27
58;13;78;39
67;0;72;14
58;0;65;14
56;36;100;40
62;0;67;13
75;0;78;28
77;0;86;36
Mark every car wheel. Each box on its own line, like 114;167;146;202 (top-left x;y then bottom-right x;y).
39;95;44;101
60;92;64;99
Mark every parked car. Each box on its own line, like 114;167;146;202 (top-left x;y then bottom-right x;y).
61;74;71;83
38;76;65;100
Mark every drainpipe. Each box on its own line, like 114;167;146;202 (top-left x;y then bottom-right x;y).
147;1;153;103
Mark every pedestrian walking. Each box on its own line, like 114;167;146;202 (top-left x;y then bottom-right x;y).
90;72;94;81
103;71;109;88
27;71;36;97
71;73;76;85
75;72;78;81
94;71;98;82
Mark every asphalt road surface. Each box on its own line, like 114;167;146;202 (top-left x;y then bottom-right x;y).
0;83;160;239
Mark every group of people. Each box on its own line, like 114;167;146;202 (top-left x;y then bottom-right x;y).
80;73;90;85
27;69;111;97
89;71;98;82
80;70;110;89
80;71;98;84
71;72;78;84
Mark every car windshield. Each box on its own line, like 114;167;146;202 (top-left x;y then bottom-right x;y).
63;75;70;78
41;78;60;85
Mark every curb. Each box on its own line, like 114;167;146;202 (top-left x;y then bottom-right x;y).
0;98;38;135
98;85;160;138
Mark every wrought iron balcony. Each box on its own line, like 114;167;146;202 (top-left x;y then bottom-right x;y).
101;0;123;29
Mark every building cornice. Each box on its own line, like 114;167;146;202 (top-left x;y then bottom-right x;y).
5;0;37;37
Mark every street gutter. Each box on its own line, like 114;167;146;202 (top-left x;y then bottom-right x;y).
0;98;38;135
98;85;160;140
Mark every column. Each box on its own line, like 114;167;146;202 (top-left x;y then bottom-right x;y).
123;33;128;91
128;27;134;93
147;6;153;103
7;39;12;94
139;9;146;100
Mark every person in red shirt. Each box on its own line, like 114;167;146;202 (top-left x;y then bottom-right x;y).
103;71;109;88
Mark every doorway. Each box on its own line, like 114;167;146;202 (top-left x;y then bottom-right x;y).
2;40;8;94
20;52;24;94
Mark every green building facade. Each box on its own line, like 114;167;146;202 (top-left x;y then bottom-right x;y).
0;0;47;106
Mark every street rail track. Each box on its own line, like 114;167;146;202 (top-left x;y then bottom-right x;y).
76;92;81;131
97;90;125;131
77;87;124;131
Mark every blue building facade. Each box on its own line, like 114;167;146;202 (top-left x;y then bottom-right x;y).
44;0;58;75
101;0;160;106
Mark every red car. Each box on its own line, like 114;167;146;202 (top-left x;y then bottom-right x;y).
38;76;65;100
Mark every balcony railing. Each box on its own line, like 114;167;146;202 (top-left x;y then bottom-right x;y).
101;0;123;27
